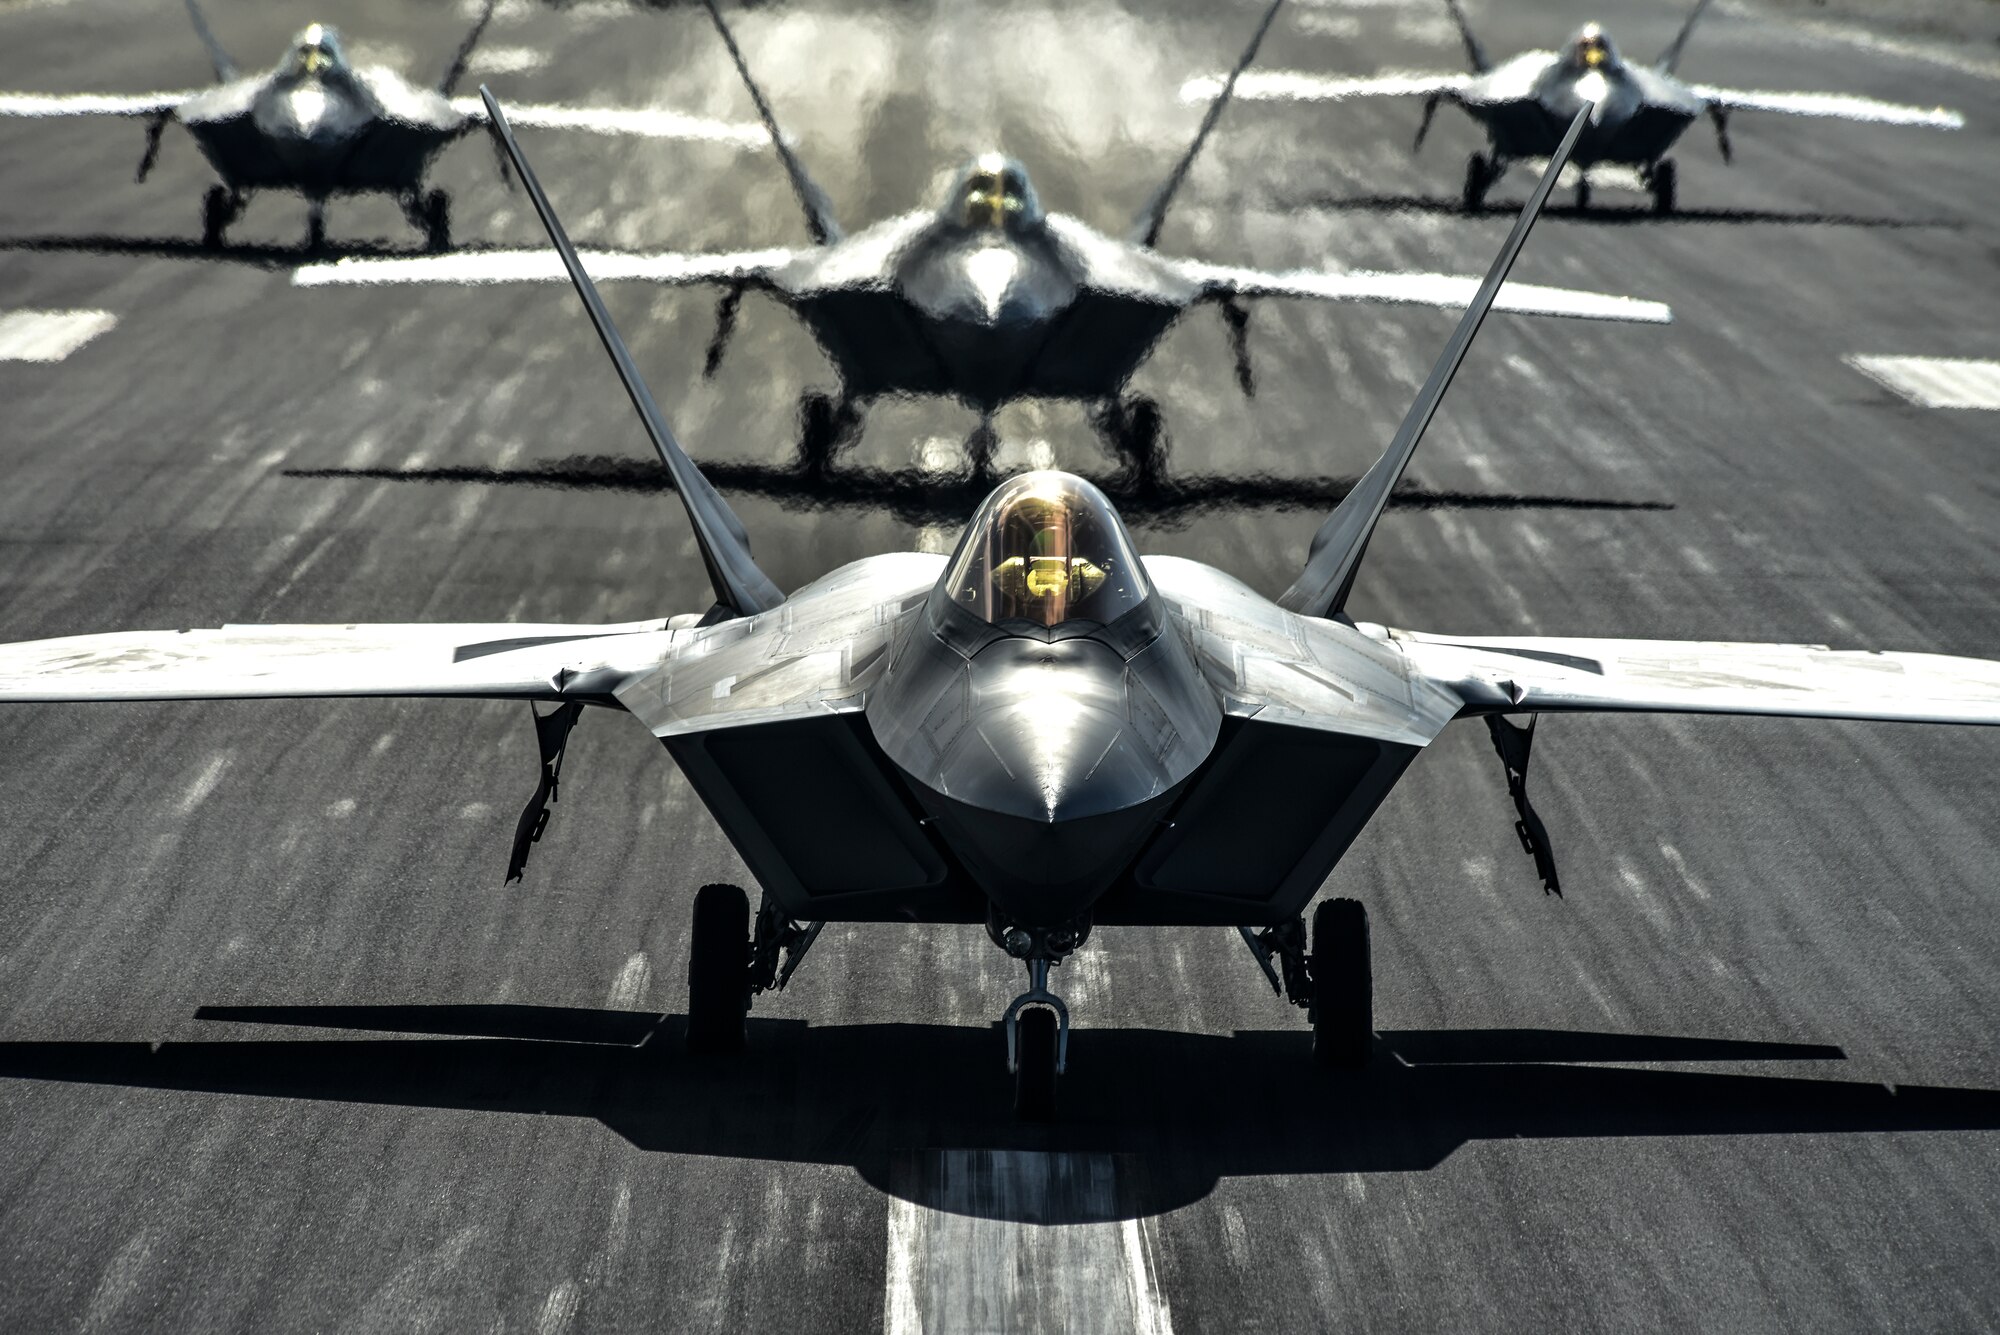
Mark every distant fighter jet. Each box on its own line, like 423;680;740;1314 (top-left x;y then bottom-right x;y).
3;93;1997;1121
0;0;765;250
1184;0;1964;213
293;0;1670;473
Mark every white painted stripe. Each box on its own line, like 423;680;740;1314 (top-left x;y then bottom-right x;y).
1692;84;1962;129
449;98;769;147
293;247;791;288
1847;355;2000;410
466;45;545;77
1180;69;1466;105
607;952;652;1008
884;1150;1174;1335
0;309;118;362
0;91;188;117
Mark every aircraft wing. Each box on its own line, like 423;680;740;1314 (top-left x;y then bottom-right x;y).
1690;84;1963;129
0;91;193;118
1171;259;1674;324
0;621;681;704
1178;70;1470;106
1380;627;2000;725
293;247;797;290
449;98;770;147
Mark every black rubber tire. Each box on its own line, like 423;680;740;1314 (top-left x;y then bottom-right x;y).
201;185;232;249
1014;1007;1059;1121
423;189;451;252
685;883;750;1054
1574;176;1592;211
307;206;327;252
1311;897;1373;1069
1461;152;1491;212
1650;159;1677;215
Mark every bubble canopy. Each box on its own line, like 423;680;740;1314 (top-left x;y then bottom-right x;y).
944;472;1150;630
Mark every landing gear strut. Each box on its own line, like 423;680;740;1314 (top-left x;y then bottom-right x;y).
1089;395;1166;485
992;914;1088;1121
1462;151;1501;212
796;390;862;472
402;188;451;251
306;201;328;252
1643;158;1677;215
201;185;244;249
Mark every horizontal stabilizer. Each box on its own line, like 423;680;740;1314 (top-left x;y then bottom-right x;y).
0;622;677;704
294;247;794;289
1385;629;2000;726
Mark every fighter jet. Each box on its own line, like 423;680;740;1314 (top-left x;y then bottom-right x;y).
0;0;766;251
1184;0;1964;213
5;93;1997;1122
292;0;1670;473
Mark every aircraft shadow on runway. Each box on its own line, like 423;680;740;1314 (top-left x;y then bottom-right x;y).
0;233;471;270
282;454;1672;528
1278;194;1962;229
5;1005;1993;1223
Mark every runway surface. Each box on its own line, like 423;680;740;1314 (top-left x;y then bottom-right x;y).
2;0;1999;1329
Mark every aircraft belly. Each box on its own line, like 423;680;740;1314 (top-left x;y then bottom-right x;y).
1024;291;1182;400
1093;717;1419;926
185;119;441;194
791;290;959;399
662;715;983;923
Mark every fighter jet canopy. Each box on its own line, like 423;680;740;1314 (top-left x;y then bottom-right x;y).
284;23;348;76
947;153;1045;233
944;472;1149;630
1563;23;1621;71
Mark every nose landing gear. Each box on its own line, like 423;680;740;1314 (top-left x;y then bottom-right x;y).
992;914;1088;1120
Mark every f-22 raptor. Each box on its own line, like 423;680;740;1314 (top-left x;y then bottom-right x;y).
0;0;764;250
3;93;1998;1121
1188;0;1964;213
295;0;1670;473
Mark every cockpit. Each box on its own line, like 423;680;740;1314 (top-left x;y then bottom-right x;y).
946;153;1046;233
944;472;1149;630
284;23;348;77
1564;23;1620;70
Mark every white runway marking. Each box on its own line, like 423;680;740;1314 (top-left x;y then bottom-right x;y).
1847;355;2000;410
0;308;117;362
607;951;652;1008
467;45;545;77
884;1150;1174;1335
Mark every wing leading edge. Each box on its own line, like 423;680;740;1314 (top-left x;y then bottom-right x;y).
0;622;680;705
1383;628;2000;726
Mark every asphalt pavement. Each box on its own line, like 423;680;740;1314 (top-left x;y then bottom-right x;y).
1;0;1999;1329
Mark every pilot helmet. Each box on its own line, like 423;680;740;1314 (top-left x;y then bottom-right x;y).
949;153;1046;233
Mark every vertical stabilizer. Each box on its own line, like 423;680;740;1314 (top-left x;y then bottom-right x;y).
1441;0;1491;73
1656;0;1713;74
480;87;785;620
439;0;500;96
182;0;239;82
703;0;842;245
1132;0;1287;248
1276;104;1593;619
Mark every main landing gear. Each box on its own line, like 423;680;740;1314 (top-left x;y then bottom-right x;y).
1089;395;1167;486
1642;158;1678;215
992;914;1088;1121
796;390;863;472
400;188;452;252
1462;151;1504;212
1240;897;1374;1069
683;883;822;1054
201;185;246;249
